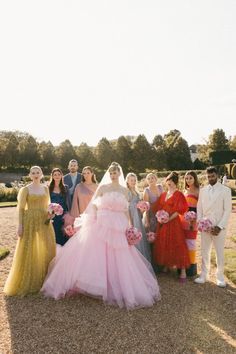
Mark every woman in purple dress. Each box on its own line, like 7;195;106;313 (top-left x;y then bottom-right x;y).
143;173;163;271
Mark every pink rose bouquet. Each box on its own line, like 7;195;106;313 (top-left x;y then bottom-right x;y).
45;203;64;225
198;218;213;233
136;200;150;212
125;226;142;245
156;210;169;224
184;211;197;222
184;211;197;230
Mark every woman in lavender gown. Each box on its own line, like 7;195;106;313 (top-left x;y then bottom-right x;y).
143;173;163;270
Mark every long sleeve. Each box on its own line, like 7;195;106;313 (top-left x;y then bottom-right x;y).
218;187;232;229
197;188;204;222
17;187;28;225
175;192;188;215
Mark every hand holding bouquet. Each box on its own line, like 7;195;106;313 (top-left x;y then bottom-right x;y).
136;200;150;213
125;226;142;245
45;203;63;225
184;211;197;230
156;210;169;224
197;218;213;233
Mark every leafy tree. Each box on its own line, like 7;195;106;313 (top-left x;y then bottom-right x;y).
152;135;167;170
230;135;236;150
94;138;117;170
4;133;19;168
55;140;76;170
132;134;154;173
115;136;133;174
38;141;55;171
164;130;192;170
75;143;97;168
208;129;229;151
19;134;40;167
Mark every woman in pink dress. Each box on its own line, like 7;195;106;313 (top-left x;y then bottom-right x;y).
70;166;98;218
41;162;160;309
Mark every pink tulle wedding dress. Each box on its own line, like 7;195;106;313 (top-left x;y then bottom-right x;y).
41;191;160;309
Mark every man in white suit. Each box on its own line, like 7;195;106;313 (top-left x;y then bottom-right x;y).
194;166;232;287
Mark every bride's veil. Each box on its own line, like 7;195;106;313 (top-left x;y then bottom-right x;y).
97;162;126;188
74;162;126;228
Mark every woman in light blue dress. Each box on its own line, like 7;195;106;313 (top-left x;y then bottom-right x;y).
126;173;151;263
143;172;163;272
143;172;163;233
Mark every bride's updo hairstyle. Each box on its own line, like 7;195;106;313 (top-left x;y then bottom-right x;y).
165;171;179;186
108;162;121;173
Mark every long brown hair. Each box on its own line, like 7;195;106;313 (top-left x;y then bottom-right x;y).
184;170;199;189
81;166;97;183
166;171;179;185
49;168;67;195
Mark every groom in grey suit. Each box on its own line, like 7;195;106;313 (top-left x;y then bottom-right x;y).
194;166;232;287
64;159;81;209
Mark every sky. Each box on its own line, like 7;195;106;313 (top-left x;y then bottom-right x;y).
0;0;235;147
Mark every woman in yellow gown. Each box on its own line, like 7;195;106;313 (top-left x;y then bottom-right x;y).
4;166;56;296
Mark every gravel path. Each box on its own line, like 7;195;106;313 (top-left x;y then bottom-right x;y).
0;208;236;354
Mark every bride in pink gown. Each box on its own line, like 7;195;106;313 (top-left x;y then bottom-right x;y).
41;162;160;309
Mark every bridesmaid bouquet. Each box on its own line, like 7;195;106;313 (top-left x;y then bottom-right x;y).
45;203;64;225
197;218;213;233
136;201;150;212
184;211;197;230
156;210;169;224
125;226;142;245
147;231;156;243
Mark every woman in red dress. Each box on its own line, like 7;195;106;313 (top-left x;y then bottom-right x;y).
152;172;190;282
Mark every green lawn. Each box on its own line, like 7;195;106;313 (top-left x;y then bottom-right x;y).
0;247;10;260
211;249;236;285
0;201;17;207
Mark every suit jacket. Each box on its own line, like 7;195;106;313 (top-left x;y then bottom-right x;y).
63;173;81;206
197;182;231;229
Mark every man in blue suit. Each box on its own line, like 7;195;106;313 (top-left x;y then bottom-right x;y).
64;159;81;209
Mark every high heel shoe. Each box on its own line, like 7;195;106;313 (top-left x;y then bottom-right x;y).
179;277;187;284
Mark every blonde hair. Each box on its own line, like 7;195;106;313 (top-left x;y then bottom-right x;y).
126;172;139;193
146;172;157;181
29;166;44;179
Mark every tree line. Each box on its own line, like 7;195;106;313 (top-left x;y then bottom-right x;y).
0;129;235;176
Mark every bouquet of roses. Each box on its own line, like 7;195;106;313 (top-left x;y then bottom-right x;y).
184;211;197;230
64;225;76;237
125;226;142;245
197;218;213;233
156;210;169;224
136;200;150;212
146;231;156;243
45;203;63;225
